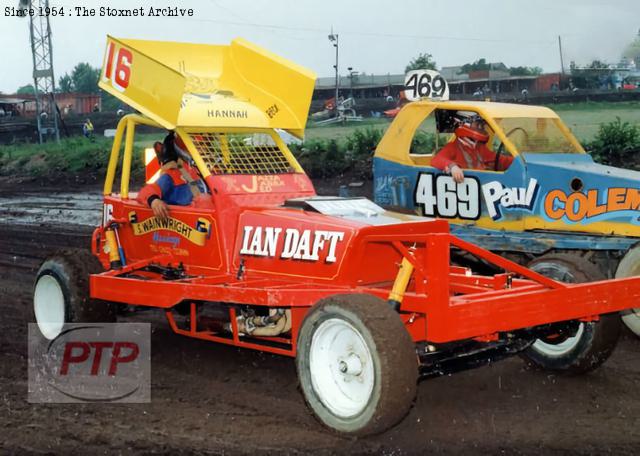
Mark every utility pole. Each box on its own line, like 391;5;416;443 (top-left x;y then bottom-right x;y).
328;30;339;116
347;67;358;98
558;35;565;76
21;0;60;143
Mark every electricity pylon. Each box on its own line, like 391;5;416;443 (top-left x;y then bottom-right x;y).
20;0;60;143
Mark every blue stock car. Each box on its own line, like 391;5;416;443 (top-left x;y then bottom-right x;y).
373;100;640;372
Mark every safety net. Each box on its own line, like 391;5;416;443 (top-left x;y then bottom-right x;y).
189;133;294;175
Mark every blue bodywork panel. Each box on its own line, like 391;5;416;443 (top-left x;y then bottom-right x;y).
373;153;640;253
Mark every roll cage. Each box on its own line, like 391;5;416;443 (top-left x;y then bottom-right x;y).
103;114;304;199
375;100;585;166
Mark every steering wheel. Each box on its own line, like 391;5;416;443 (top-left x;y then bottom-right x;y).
495;127;529;171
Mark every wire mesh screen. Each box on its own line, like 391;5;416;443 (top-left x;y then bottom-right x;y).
189;133;295;175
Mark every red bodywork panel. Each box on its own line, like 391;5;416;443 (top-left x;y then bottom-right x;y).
91;172;640;356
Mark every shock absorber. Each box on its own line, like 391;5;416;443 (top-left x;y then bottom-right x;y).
104;223;126;270
112;225;126;266
104;228;122;269
388;256;414;311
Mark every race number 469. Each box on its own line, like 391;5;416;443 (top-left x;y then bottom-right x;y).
414;173;480;219
102;42;133;92
404;70;449;101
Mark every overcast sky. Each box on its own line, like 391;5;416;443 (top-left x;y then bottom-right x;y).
0;0;638;93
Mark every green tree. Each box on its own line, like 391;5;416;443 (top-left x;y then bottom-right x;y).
509;66;543;76
585;118;640;168
101;91;122;112
460;58;491;73
16;84;35;95
405;53;437;72
587;60;608;69
70;62;100;94
58;74;73;93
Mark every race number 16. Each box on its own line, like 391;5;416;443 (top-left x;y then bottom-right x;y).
414;173;480;219
102;42;133;92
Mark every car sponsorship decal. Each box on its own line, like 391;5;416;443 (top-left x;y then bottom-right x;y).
239;226;345;263
217;175;290;193
414;172;539;221
128;212;210;246
483;178;539;220
240;175;286;193
152;232;181;247
543;187;640;224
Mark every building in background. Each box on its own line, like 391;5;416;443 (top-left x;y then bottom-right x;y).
314;73;406;101
0;96;35;117
312;67;562;106
0;93;100;118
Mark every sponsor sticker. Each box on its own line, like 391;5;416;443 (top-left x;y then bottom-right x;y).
414;172;540;221
130;215;208;246
544;187;640;223
482;178;539;220
239;226;345;263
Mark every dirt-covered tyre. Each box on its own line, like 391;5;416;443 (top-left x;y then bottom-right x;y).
521;253;621;374
32;248;115;340
617;245;640;337
296;294;418;436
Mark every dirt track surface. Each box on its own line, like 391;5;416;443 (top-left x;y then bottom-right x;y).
1;191;640;455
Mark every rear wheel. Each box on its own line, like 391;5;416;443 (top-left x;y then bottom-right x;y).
296;294;418;435
521;253;620;374
617;245;640;336
32;249;115;340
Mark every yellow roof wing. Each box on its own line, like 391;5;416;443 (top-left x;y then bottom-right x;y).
407;100;560;118
99;36;316;138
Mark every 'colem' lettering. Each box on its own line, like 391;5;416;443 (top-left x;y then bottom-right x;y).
240;226;345;263
544;187;640;222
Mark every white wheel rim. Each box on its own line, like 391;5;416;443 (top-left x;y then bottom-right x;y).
616;250;640;335
621;309;640;334
529;260;584;356
34;275;66;340
309;318;375;418
532;323;584;357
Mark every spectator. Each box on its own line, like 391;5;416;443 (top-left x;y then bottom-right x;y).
82;119;94;140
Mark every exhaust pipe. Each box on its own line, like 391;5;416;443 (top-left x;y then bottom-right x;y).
228;309;292;336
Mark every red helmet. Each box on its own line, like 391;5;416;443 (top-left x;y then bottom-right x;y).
455;125;489;143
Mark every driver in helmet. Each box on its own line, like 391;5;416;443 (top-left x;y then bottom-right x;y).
137;132;205;220
432;113;513;183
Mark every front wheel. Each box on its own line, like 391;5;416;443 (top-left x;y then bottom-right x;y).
296;294;418;435
521;253;620;374
32;249;115;340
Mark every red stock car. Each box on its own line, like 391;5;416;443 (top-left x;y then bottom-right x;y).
31;37;640;435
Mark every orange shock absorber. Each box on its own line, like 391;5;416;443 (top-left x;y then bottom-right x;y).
388;257;414;311
104;228;122;269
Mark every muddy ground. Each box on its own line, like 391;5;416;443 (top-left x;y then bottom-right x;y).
1;186;639;455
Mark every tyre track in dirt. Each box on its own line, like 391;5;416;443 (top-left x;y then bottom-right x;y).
0;224;92;271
